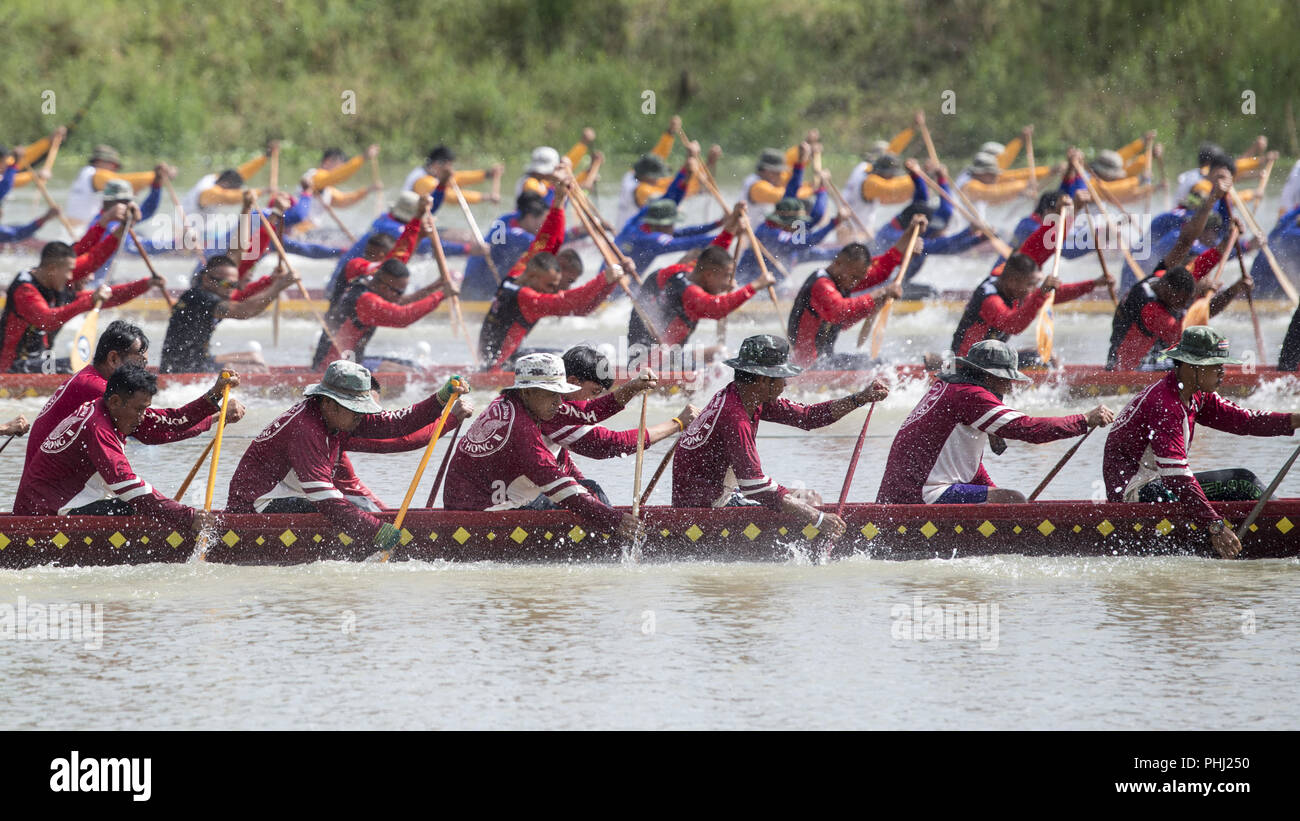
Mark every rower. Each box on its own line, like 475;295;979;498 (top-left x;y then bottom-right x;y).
478;181;624;369
235;191;344;280
524;346;699;507
1249;201;1300;299
0;205;56;246
443;352;642;541
628;204;772;368
871;159;983;297
14;364;216;532
1175;137;1272;205
1127;164;1235;288
612;142;724;274
672;334;890;541
64;145;159;225
877;340;1114;505
461;191;575;301
312;255;456;373
1103;326;1300;559
227;361;467;552
27;319;243;463
735;155;844;287
840;125;917;231
403;144;503;202
1083;146;1155;206
786;237;911;370
178;143;272;218
160;255;297;373
0;236;159;373
515;130;599;201
292;144;383;234
741;136;816;207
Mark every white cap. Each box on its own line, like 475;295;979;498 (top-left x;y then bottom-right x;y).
391;191;420;221
508;353;580;393
526;146;560;175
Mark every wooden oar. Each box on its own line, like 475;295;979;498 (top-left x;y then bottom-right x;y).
1156;149;1172;211
1083;202;1119;305
382;383;463;561
835;402;876;514
639;439;679;508
823;171;874;242
39;127;64;177
566;187;666;341
370;154;384;218
127;228;177;309
320;197;358;243
70;211;134;371
1143;138;1155;213
1024;126;1039;199
858;221;921;351
268;143;280;194
1228;187;1298;304
161;176;207;261
1027;428;1093;501
449;177;501;284
1183;226;1240;329
1228;234;1269;364
737;212;790;337
202;375;233;512
28;168;77;238
631;393;649;519
424;425;461;508
426;216;478;367
0;435;15;456
174;438;215;501
1034;210;1068;365
909;166;1013;258
1072;157;1146;282
258;211;345;354
1249;154;1276;217
1235;440;1300;540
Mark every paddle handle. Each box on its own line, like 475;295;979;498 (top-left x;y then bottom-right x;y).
321;198;358;243
858;223;920;348
127;228;177;309
424;425;461;508
1236;440;1300;539
836;402;875;515
913;167;1012;258
175;438;216;501
394;387;462;531
259;212;343;353
1027;428;1092;501
0;435;15;456
1072;158;1145;280
1236;247;1268;364
203;379;233;512
1228;187;1298;304
449;177;500;283
29;170;78;238
1084;203;1118;305
631;393;649;518
639;439;679;508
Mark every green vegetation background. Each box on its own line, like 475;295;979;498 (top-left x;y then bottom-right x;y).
3;0;1298;170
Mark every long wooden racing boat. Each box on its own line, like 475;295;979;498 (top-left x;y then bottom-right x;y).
1;363;1294;400
0;500;1295;568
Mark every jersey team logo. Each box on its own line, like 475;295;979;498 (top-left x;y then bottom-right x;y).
679;388;726;450
254;402;306;443
899;380;945;431
461;398;515;457
41;401;95;454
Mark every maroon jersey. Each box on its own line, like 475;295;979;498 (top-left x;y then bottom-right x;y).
26;365;216;464
227;394;449;540
537;392;645;480
672;382;838;508
443;392;623;532
876;379;1088;504
1103;370;1293;521
14;398;195;525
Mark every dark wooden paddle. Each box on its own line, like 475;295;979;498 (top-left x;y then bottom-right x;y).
835;402;876;515
1236;440;1300;539
424;425;461;508
1027;428;1093;501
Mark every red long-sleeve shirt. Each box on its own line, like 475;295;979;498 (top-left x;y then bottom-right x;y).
342;214;422;284
321;290;445;364
507;203;567;279
952;279;1096;356
0;273;151;372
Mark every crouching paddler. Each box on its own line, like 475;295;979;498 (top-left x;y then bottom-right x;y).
443;353;645;542
671;334;890;542
877;340;1114;505
13;364;216;532
1103;327;1300;559
226;361;468;554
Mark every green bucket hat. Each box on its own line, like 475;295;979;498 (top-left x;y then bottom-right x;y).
872;153;903;178
633;154;669;179
1161;326;1242;366
769;196;807;226
90;144;121;166
101;179;134;203
944;340;1031;383
724;334;803;378
642;199;681;227
305;360;383;413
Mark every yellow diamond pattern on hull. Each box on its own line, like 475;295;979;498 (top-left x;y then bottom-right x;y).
52;532;68;549
510;527;528;544
167;531;184;548
400;528;413;545
452;527;471;544
1278;517;1294;534
1037;520;1055;537
684;525;703;542
861;523;879;539
109;532;126;549
977;521;995;538
1155;519;1174;536
801;524;820;540
338;533;353;545
919;522;938;539
568;526;586;542
742;523;761;541
280;530;297;547
223;530;239;547
1097;520;1115;536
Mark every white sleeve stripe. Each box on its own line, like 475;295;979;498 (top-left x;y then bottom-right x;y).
300;481;337;489
305;489;346;500
983;411;1026;434
555;426;595;446
971;405;1014;430
736;476;775;487
1154;456;1188;465
548;485;589;503
1157;467;1194;477
117;483;154;501
739;482;777;496
107;478;142;491
537;477;572;493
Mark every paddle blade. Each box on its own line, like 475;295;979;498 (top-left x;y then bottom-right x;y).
69;306;101;371
1183;295;1211;330
1035;293;1055;365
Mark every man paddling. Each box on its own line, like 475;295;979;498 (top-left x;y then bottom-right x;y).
27;320;244;466
1103;327;1300;558
14;364;216;531
878;340;1114;504
443;352;643;541
227;361;467;552
671;334;890;541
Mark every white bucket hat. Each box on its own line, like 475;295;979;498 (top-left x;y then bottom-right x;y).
526;146;560;176
507;353;580;393
390;190;420;222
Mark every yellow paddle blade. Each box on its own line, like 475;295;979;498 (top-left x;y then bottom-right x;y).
1035;292;1055;365
870;300;895;358
1183;294;1212;330
69;305;101;372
